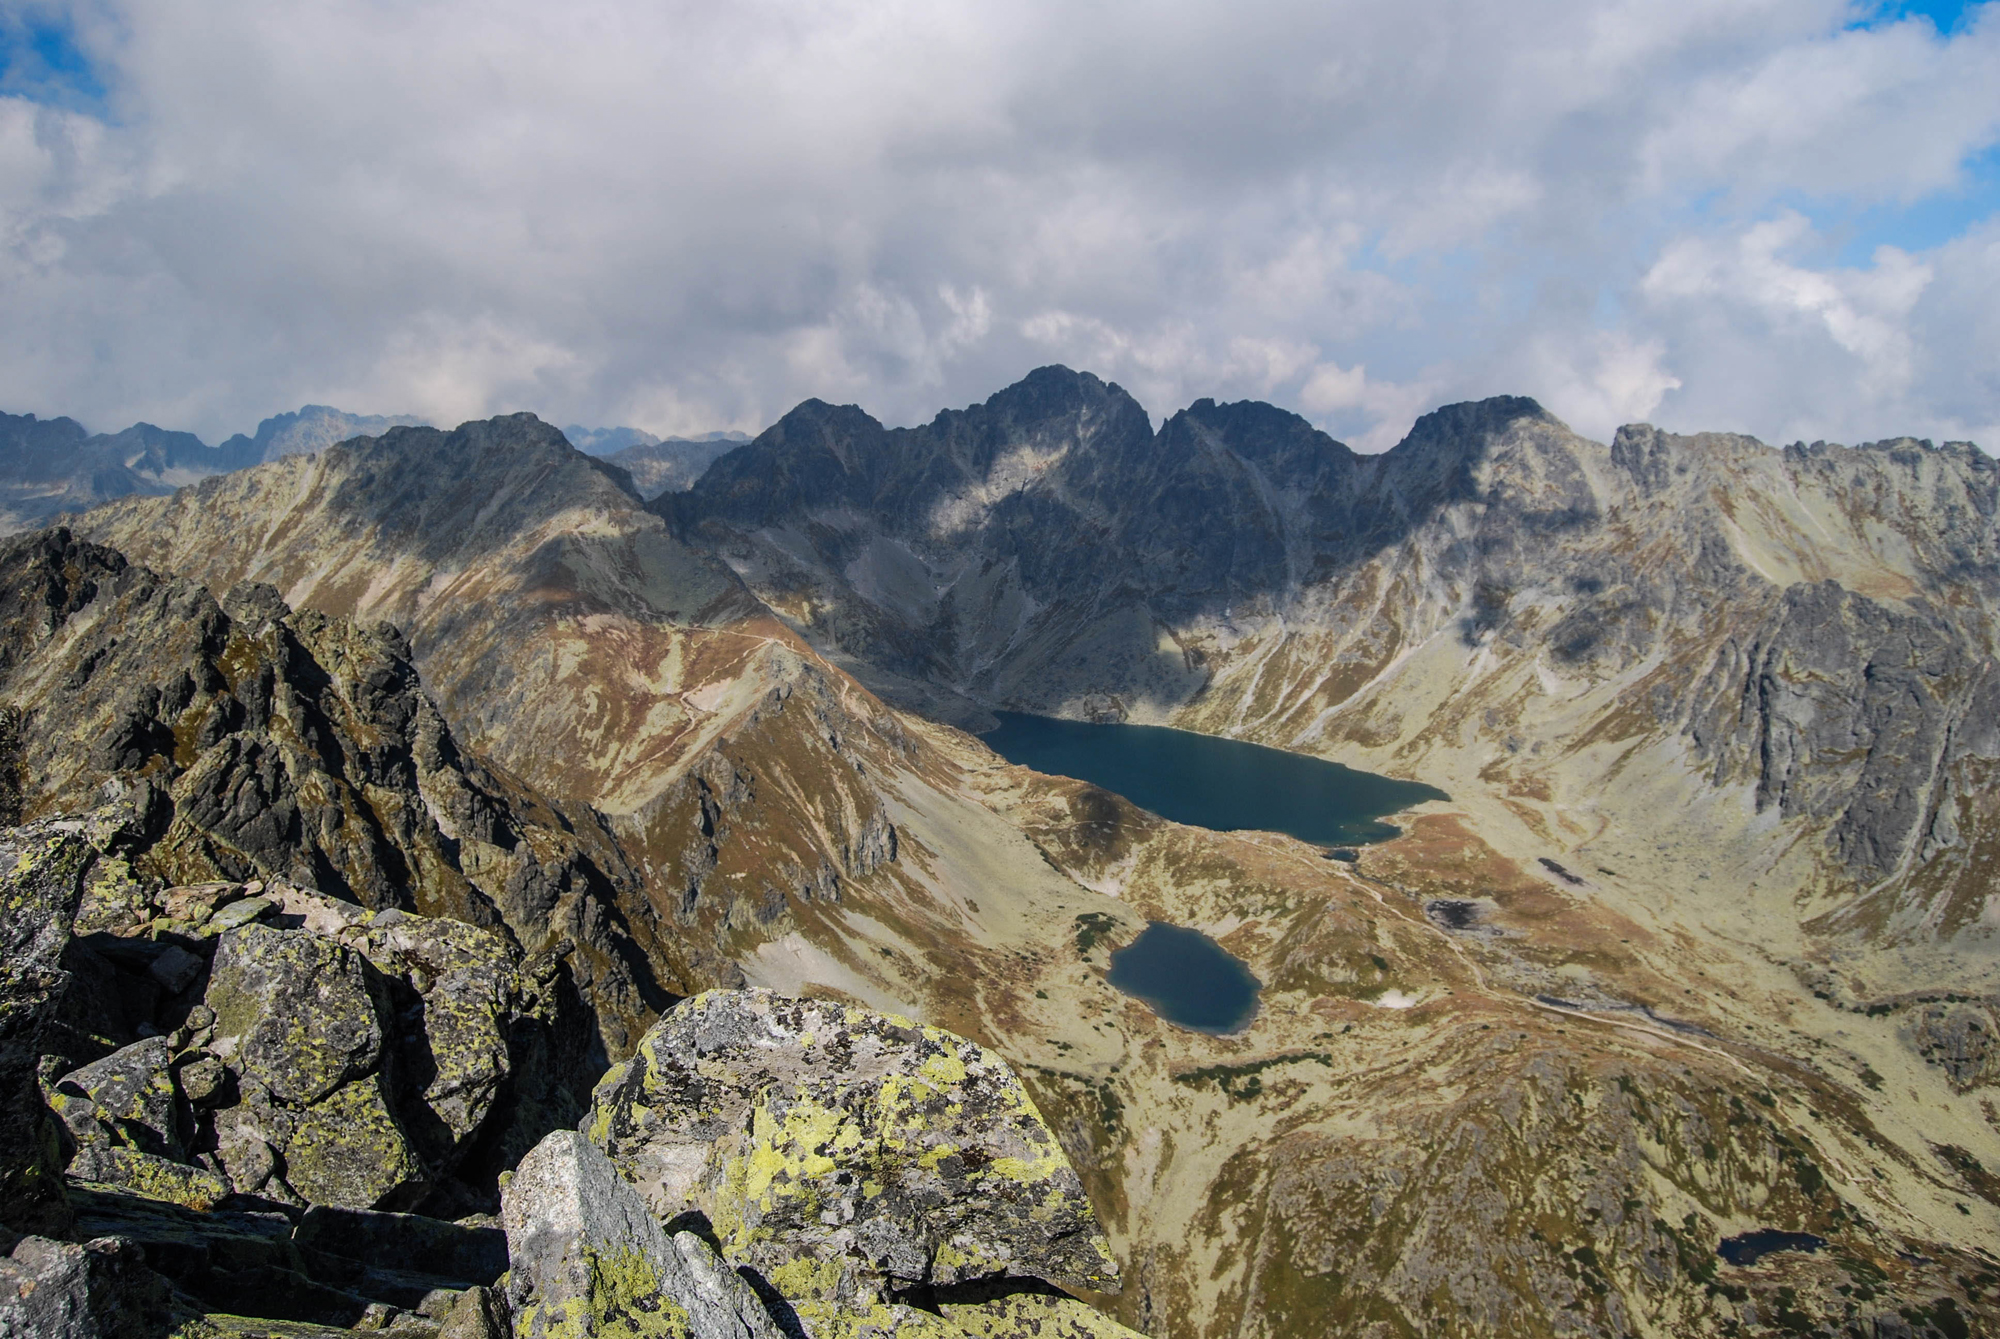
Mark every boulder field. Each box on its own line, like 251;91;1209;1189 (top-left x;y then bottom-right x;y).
0;814;1131;1338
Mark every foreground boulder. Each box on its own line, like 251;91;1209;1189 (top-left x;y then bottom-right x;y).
204;920;423;1208
501;1129;784;1339
0;1232;172;1337
41;870;593;1216
586;990;1122;1313
0;820;92;1234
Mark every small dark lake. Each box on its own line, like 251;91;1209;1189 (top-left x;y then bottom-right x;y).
1107;921;1262;1034
1716;1230;1828;1267
984;712;1447;845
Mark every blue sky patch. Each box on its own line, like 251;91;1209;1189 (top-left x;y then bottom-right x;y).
1851;1;1987;34
1818;144;2000;262
0;9;106;111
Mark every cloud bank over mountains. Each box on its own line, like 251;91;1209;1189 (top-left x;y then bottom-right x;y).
2;0;1997;450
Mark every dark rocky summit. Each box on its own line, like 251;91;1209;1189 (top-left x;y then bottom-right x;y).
0;526;661;1058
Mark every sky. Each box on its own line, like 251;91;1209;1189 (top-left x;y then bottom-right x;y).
1;2;1998;452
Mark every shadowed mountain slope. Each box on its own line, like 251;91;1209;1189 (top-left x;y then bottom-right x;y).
0;526;659;1059
667;369;2000;967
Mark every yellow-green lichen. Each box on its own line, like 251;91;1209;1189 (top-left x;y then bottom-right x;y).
277;1077;419;1207
791;1299;964;1338
769;1252;849;1301
521;1244;694;1339
918;1050;968;1090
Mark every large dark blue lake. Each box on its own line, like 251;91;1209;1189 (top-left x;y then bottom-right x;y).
984;711;1447;845
1108;922;1262;1033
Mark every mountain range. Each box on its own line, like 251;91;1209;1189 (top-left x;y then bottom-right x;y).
1;369;1997;1337
0;405;744;532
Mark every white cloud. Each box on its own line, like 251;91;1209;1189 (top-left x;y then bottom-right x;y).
0;0;1994;454
1522;331;1684;442
1644;213;1932;394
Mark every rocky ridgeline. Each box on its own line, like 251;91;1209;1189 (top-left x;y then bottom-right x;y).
0;526;663;1059
0;818;1136;1338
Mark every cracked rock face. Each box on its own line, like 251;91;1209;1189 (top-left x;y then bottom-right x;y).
25;859;593;1219
0;1232;172;1338
0;820;91;1235
51;1035;184;1159
587;989;1121;1308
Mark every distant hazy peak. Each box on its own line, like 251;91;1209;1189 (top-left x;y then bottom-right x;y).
216;404;429;465
563;424;750;457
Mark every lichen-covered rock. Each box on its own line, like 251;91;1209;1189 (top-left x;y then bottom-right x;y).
0;820;91;1233
29;858;594;1217
440;1285;515;1339
53;1035;183;1158
0;1232;174;1337
206;924;387;1107
352;907;516;1153
501;1128;785;1339
784;1301;963;1339
936;1284;1150;1339
586;990;1121;1309
66;1145;230;1211
204;922;420;1207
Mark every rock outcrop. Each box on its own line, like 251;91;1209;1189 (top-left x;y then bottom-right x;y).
0;1231;172;1337
4;854;1140;1339
53;875;589;1217
0;525;661;1057
0;819;92;1235
587;990;1121;1319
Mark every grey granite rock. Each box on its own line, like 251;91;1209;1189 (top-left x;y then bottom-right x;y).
204;923;420;1207
55;1035;183;1158
439;1284;514;1339
294;1204;507;1286
0;1232;173;1338
1903;1001;2000;1092
65;1145;230;1210
502;1128;785;1339
0;820;90;1233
